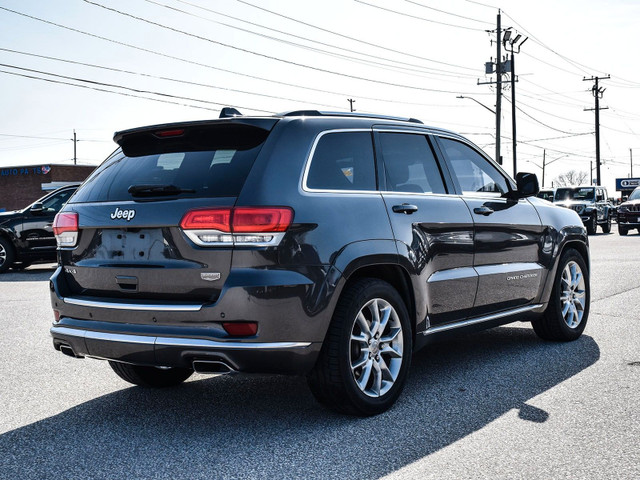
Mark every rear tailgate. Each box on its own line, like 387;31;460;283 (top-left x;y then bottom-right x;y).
56;119;278;305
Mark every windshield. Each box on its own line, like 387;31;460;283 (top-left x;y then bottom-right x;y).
555;187;594;202
629;187;640;201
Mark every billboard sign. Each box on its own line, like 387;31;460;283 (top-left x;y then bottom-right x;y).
616;178;640;190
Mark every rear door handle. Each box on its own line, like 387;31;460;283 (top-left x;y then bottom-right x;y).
473;206;494;216
392;204;418;215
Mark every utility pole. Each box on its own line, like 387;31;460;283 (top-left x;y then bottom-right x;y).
590;161;593;185
73;129;77;165
503;32;528;177
583;75;610;186
631;148;634;177
542;149;546;188
478;11;505;165
347;98;356;112
496;11;502;167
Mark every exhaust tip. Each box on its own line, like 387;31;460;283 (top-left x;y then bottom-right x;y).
59;344;83;358
192;360;236;375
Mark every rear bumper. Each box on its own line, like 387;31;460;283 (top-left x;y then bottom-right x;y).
51;320;321;374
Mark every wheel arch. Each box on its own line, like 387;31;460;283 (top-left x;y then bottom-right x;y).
539;237;590;306
341;263;417;342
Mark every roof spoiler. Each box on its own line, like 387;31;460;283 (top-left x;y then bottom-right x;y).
219;107;243;118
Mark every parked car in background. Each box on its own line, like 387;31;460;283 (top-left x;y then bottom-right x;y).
49;110;590;416
536;188;555;202
554;185;613;234
0;184;79;273
616;186;640;235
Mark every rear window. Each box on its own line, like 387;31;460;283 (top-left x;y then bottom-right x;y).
70;128;268;203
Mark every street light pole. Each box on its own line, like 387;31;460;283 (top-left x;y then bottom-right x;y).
456;95;496;115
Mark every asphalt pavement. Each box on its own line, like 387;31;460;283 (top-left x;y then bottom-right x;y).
0;224;638;480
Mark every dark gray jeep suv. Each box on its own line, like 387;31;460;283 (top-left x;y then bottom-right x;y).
50;110;590;415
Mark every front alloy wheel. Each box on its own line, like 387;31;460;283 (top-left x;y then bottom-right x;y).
533;248;589;341
558;260;587;329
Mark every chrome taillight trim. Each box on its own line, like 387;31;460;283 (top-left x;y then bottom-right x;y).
182;229;286;247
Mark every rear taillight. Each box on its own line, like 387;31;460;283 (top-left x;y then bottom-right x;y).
53;212;78;247
180;207;293;247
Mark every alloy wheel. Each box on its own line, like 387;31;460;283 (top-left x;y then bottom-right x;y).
560;260;586;328
349;298;404;397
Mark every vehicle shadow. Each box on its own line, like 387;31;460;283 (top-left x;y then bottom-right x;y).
0;265;56;282
0;327;599;479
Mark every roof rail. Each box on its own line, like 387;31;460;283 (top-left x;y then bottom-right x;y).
280;110;423;124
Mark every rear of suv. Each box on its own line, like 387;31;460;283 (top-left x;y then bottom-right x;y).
50;110;590;415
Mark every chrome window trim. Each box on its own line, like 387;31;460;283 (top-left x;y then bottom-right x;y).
423;304;543;335
434;133;516;192
373;128;449;195
62;297;203;312
52;326;311;350
301;128;380;195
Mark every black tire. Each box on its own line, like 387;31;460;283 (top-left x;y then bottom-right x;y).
307;278;412;416
532;248;589;341
11;261;32;270
602;214;611;233
109;361;193;387
619;225;628;236
0;237;15;274
586;213;597;235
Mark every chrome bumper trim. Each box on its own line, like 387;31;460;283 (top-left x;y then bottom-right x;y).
424;304;543;335
62;297;203;312
51;326;312;350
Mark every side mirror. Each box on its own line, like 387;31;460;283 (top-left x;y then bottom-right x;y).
514;172;539;198
30;202;45;214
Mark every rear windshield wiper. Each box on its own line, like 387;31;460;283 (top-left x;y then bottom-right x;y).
128;184;196;197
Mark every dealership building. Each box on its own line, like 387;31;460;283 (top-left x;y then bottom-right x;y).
0;164;95;212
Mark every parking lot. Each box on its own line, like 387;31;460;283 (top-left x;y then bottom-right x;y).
1;225;638;480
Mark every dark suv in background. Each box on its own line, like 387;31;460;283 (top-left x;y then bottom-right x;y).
616;186;640;235
49;111;590;415
0;184;78;273
554;185;613;234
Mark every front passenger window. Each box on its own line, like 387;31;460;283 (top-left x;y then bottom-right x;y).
439;138;508;197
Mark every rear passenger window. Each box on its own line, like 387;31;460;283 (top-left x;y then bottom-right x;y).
439;137;508;197
306;132;376;191
378;133;446;194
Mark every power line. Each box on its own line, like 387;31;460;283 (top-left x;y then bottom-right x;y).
83;0;473;94
354;0;485;31
152;0;479;79
0;47;346;110
0;5;490;105
235;0;477;71
0;68;239;112
503;97;584;135
0;62;275;112
0;132;110;142
401;0;494;25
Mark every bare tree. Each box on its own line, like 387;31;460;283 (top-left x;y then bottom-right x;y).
553;170;588;187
